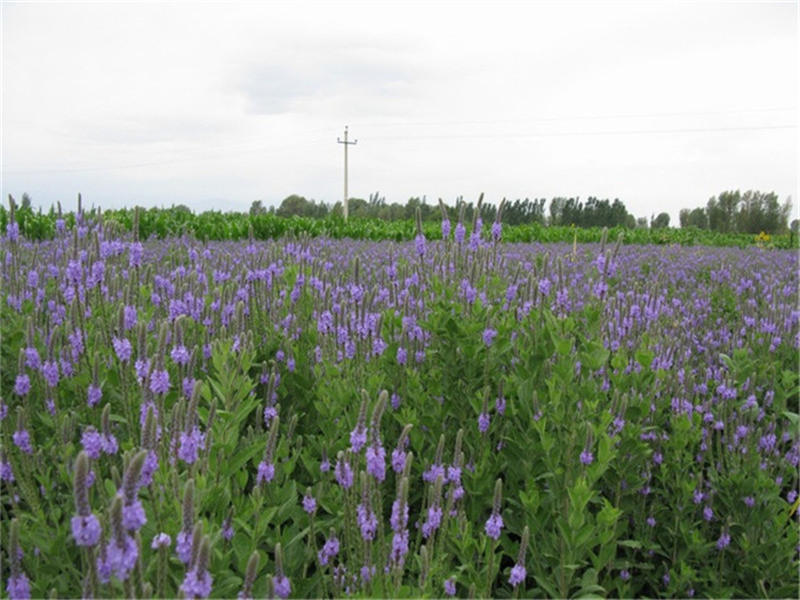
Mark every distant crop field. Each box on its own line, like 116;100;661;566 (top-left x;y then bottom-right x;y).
1;210;798;599
1;203;797;248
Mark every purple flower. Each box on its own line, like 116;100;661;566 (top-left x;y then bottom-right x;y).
455;222;466;244
135;358;151;382
151;533;171;549
170;345;191;366
743;496;755;507
703;506;713;522
334;456;353;489
491;221;502;242
87;384;102;408
123;305;138;330
139;450;158;487
390;499;409;532
24;348;40;370
509;563;526;587
6;221;20;242
5;574;30;600
121;498;147;531
390;531;409;565
181;568;213;599
26;269;38;288
97;535;138;583
444;578;456;597
1;459;14;482
478;412;490;433
273;575;291;599
539;277;552;297
264;405;278;426
128;242;144;268
222;519;234;541
620;569;631;581
469;222;482;250
102;433;118;455
441;219;451;239
485;512;503;540
414;234;426;257
396;346;407;366
350;425;367;453
182;377;197;399
423;463;445;483
178;427;205;465
452;485;465;501
372;337;388;357
318;535;340;566
13;374;30;397
71;514;102;547
149;369;170;396
81;428;104;459
365;444;386;482
176;530;193;564
716;531;731;550
300;492;317;515
111;337;132;362
356;503;378;541
60;356;74;379
422;504;442;538
580;450;594;465
482;327;498;347
391;447;406;473
360;564;375;583
13;430;32;455
256;461;275;484
41;360;59;388
646;516;656;527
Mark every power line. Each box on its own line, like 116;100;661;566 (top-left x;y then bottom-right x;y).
4;121;794;176
351;106;796;129
367;123;795;142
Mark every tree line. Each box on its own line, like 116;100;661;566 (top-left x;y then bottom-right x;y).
252;193;643;229
256;189;793;234
13;188;793;235
679;190;793;235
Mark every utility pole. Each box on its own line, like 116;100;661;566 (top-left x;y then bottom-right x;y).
337;126;357;221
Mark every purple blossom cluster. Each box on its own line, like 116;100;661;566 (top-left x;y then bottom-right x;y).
1;204;798;599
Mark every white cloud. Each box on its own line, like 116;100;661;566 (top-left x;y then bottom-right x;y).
2;1;796;224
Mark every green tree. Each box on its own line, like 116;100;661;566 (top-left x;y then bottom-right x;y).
680;207;707;229
249;200;267;216
651;212;670;229
277;195;312;218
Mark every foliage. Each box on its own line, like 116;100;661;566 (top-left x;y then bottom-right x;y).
680;190;792;235
1;202;796;249
0;208;798;598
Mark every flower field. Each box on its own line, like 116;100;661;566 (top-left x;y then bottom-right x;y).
1;208;798;599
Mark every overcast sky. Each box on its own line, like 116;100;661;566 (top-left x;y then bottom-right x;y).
2;1;797;224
